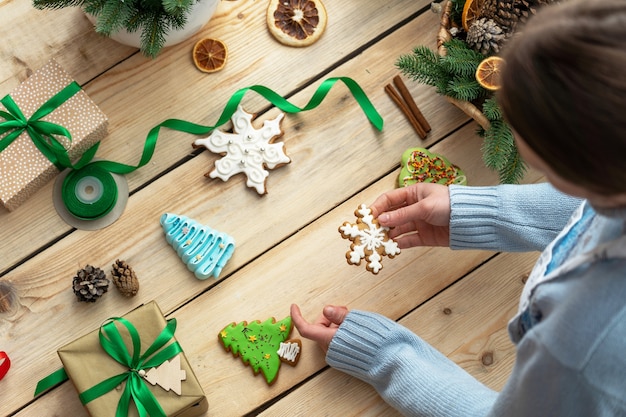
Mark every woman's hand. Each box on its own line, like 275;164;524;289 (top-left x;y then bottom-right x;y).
290;304;349;352
370;183;452;248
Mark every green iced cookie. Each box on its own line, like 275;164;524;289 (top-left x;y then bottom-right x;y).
398;147;467;187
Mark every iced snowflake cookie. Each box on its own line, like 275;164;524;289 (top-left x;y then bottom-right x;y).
218;316;301;385
193;105;290;194
339;204;401;274
399;147;466;187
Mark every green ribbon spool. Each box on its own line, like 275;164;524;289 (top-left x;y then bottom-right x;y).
61;164;119;220
34;317;182;417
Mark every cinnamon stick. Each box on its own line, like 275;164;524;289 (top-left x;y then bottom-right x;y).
384;84;427;139
393;75;431;132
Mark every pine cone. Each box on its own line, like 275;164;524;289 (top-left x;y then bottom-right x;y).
72;265;109;302
466;18;506;55
111;259;139;297
479;0;558;35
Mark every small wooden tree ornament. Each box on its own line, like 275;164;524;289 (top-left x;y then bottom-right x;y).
140;354;187;395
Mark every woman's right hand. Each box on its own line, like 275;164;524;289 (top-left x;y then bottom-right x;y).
370;183;452;248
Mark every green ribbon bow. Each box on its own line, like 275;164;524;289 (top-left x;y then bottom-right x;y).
0;81;83;169
35;317;182;417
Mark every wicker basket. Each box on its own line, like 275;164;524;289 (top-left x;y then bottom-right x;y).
436;0;491;130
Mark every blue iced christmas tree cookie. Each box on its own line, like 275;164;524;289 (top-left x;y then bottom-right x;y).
160;213;235;279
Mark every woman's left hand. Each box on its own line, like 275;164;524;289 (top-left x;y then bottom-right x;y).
290;304;349;352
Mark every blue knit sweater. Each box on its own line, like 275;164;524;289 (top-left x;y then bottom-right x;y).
326;183;626;416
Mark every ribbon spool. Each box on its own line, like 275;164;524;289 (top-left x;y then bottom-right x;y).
53;163;128;231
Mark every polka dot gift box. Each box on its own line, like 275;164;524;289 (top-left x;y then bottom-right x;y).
0;59;108;211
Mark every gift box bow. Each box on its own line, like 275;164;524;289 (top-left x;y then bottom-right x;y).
35;316;183;417
0;81;98;171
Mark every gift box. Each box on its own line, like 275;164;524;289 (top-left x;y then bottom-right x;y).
0;59;108;211
57;301;208;417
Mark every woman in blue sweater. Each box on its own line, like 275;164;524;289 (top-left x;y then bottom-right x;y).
291;0;626;415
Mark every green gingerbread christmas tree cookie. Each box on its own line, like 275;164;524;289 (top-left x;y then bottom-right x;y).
218;316;301;385
398;147;467;187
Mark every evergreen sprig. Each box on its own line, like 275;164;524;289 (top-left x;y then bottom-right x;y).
397;39;485;103
479;98;527;183
33;0;196;58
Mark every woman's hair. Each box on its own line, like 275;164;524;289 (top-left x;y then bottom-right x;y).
498;0;626;194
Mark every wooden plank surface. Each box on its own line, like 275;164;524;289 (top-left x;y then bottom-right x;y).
0;0;436;274
1;1;543;416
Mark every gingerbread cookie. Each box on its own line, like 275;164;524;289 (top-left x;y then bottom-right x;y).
218;316;301;385
339;204;400;274
193;105;290;194
398;147;466;187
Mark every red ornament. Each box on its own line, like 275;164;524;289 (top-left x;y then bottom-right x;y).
0;351;10;380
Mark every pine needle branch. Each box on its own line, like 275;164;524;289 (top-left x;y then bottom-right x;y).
447;76;484;101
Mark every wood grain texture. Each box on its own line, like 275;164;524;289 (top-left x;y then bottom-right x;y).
0;0;440;274
2;1;544;416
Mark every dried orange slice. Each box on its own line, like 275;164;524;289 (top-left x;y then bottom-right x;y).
193;38;228;73
266;0;328;47
476;56;505;91
461;0;484;31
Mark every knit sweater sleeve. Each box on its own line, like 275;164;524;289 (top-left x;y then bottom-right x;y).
448;183;581;252
325;310;498;417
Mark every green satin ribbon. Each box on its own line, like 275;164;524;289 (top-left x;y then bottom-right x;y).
0;81;83;169
60;76;383;220
35;317;182;417
62;164;119;220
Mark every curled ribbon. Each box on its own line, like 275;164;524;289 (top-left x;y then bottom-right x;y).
0;81;84;169
61;76;384;221
35;317;182;417
0;351;10;380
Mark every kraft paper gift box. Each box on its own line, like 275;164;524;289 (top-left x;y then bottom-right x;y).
56;301;208;417
0;59;108;211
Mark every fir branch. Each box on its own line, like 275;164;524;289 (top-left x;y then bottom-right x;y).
141;12;167;59
447;75;483;102
124;7;146;33
33;0;85;8
498;146;527;184
165;8;187;30
448;0;465;23
162;0;194;15
81;0;110;16
481;96;503;121
95;0;134;35
396;47;451;95
481;120;515;170
441;39;484;79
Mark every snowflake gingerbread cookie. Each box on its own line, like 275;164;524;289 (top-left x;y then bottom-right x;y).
339;204;401;274
193;105;290;194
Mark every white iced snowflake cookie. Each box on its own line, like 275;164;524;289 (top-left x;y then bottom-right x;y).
193;105;290;194
339;204;401;274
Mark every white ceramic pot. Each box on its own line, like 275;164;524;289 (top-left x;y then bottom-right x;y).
86;0;219;49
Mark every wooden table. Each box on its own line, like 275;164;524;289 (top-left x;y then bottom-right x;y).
1;1;544;415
